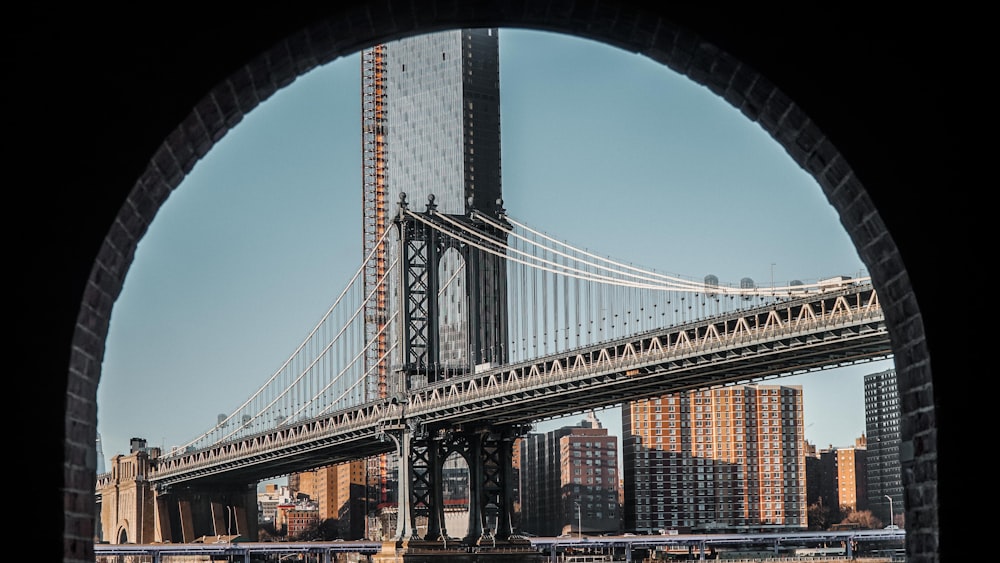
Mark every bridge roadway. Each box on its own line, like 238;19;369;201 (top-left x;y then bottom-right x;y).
149;282;889;488
93;529;906;560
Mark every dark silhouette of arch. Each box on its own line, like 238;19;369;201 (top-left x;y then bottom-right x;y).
15;5;963;562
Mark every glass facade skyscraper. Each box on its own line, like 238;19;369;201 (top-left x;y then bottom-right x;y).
96;432;106;475
384;29;502;216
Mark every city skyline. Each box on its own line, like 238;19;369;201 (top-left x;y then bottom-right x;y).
97;28;893;468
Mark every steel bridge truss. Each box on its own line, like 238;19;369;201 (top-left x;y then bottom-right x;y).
150;286;886;479
406;283;889;427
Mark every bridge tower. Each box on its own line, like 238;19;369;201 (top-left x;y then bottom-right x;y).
390;191;527;526
364;29;539;561
97;438;158;544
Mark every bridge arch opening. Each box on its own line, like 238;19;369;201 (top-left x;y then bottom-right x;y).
439;246;470;373
70;6;938;562
441;450;471;540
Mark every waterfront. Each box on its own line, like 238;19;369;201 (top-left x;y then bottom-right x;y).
94;529;906;562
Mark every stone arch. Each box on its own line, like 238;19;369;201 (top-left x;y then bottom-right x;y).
65;5;939;561
115;523;129;545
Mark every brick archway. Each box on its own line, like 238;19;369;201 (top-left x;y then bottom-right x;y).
63;5;940;562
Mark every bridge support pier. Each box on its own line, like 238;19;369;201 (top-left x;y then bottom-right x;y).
377;421;540;562
152;482;257;543
419;425;528;545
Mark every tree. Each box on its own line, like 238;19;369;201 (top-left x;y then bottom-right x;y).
258;519;284;541
839;509;882;530
807;499;842;530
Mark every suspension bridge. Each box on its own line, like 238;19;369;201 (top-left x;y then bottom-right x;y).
96;199;890;551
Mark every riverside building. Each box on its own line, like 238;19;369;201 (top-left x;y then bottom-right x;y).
865;368;902;527
805;435;869;524
519;412;621;536
622;385;808;533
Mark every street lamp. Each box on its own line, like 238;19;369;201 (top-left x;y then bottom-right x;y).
884;495;894;528
576;502;582;538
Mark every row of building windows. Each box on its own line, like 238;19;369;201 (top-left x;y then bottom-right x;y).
570;449;615;457
569;441;616;449
571;460;616;469
633;404;796;416
572;465;615;473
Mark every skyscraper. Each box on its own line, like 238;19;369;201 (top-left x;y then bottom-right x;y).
360;28;505;537
865;368;902;526
622;385;807;533
383;29;502;217
96;432;106;475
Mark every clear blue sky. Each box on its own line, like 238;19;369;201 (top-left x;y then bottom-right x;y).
97;29;893;468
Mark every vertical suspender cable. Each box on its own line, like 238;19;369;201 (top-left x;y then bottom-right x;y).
576;250;583;348
563;252;570;354
543;244;549;354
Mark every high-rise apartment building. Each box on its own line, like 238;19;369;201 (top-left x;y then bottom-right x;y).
382;27;505;382
519;412;620;536
622;385;807;533
360;28;505;537
812;437;868;513
511;435;523;532
864;367;902;527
